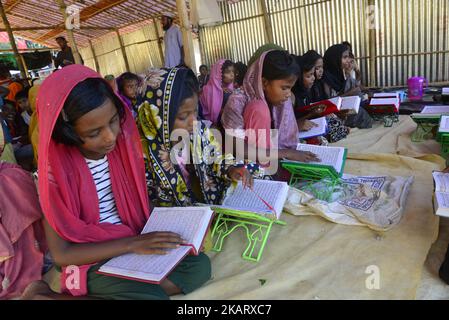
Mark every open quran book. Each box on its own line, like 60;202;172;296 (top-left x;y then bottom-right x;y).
433;172;449;218
212;179;289;220
98;207;213;284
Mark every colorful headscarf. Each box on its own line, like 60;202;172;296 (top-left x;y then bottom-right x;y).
138;67;235;207
0;162;47;299
37;65;150;296
199;59;234;124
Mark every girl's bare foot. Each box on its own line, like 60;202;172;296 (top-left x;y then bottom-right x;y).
20;280;54;300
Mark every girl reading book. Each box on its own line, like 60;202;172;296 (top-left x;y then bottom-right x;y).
199;59;235;125
295;50;350;143
221;47;319;169
27;65;211;300
322;44;372;130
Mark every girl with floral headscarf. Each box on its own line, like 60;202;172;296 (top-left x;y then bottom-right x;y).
137;67;260;208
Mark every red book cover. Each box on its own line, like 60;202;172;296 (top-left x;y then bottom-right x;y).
300;97;342;117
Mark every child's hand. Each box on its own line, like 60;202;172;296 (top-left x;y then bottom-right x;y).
311;104;327;116
287;150;320;163
228;166;254;190
129;232;184;255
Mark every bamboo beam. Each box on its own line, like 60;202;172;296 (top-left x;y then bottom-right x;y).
0;26;115;32
37;0;128;43
152;17;165;67
55;0;82;65
260;0;274;44
176;0;196;71
0;1;27;79
89;40;100;73
116;29;130;72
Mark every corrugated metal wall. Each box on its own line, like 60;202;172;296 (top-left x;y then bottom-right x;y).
199;0;449;87
79;23;164;77
375;0;449;87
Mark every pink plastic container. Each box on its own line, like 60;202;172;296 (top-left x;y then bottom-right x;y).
407;76;428;101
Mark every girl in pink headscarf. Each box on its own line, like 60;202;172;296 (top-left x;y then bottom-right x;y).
221;49;320;168
24;65;210;300
199;59;235;125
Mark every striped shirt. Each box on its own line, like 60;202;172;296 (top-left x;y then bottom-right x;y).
85;156;122;225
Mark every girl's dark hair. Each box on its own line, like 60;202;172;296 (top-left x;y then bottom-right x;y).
52;78;126;146
199;64;208;71
116;72;139;93
262;50;300;81
234;62;248;86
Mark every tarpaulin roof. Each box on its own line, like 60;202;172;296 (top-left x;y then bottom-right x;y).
0;0;179;48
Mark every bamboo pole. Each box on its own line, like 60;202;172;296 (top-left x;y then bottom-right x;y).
116;29;130;72
152;17;165;67
0;1;27;79
368;0;377;87
260;0;274;44
55;0;82;65
89;40;100;73
176;0;196;72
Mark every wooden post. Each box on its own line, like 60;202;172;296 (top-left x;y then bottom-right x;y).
176;0;197;72
116;29;130;72
260;0;274;44
89;40;100;73
368;0;377;87
152;17;165;67
0;1;27;79
55;0;82;65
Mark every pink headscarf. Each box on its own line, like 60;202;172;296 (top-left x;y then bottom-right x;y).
199;59;234;124
37;65;150;296
0;162;46;299
223;51;298;149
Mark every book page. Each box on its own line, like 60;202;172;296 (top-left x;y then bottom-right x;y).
295;143;346;173
439;116;449;133
432;171;449;193
99;246;191;283
143;207;213;250
435;192;449;215
421;105;449;114
341;96;361;113
370;98;399;106
373;92;399;99
221;180;289;219
328;97;342;110
298;117;327;139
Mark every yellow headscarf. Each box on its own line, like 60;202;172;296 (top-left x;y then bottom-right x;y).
28;84;40;164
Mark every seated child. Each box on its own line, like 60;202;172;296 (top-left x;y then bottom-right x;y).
31;65;211;300
1;99;33;170
137;67;257;207
116;72;140;118
198;65;210;90
15;89;32;126
199;59;235;125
